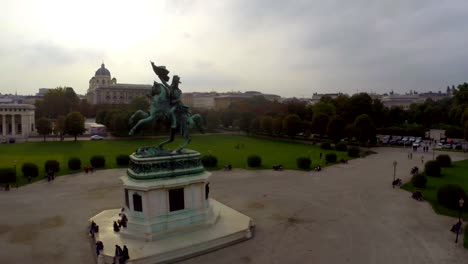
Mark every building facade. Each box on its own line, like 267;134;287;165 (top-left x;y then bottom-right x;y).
0;104;35;141
86;63;151;104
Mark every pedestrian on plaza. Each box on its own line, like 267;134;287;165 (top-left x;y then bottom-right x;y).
421;156;424;164
122;245;129;263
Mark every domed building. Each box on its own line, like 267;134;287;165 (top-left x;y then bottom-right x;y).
86;63;151;104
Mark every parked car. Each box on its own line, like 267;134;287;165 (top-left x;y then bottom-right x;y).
409;137;416;142
90;135;104;140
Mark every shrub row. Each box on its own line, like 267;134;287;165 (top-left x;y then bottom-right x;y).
11;154;132;181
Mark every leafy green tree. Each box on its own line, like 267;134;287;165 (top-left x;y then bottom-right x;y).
129;97;150;112
36;87;80;119
54;116;65;140
283;114;302;137
64;112;85;141
312;102;335;117
311;113;329;137
250;118;261;134
204;110;221;130
345;93;373;123
272;117;283;135
261;116;273;135
354;114;376;143
327;116;346;142
36;118;52;142
453;82;468;105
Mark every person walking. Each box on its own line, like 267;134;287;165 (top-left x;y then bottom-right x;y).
421;155;424;164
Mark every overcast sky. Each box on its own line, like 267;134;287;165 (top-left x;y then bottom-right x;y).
1;0;468;97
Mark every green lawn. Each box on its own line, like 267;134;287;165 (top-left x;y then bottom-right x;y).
0;135;350;186
402;159;468;219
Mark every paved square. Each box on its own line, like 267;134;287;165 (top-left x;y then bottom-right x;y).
0;148;467;263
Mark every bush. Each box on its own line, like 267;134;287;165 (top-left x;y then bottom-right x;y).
247;155;262;167
90;155;106;168
321;142;332;150
335;142;348;151
201;155;218;168
68;158;81;170
437;184;467;210
436;155;452;167
424;161;441;177
21;163;39;178
116;155;130;167
0;168;16;183
348;147;360;157
44;160;60;173
296;157;311;170
325;153;337;163
411;173;427;188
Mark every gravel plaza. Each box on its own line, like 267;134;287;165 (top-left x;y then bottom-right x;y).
0;147;467;264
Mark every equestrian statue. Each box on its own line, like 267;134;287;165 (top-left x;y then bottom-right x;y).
128;61;204;156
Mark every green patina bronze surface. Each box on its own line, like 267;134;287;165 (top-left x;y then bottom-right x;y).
128;61;204;157
127;149;204;180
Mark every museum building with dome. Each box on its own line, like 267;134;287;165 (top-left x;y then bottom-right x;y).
86;63;151;104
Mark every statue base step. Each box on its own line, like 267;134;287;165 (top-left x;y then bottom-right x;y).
90;199;254;264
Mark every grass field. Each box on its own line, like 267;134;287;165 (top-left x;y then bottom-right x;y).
0;135;350;186
402;159;468;219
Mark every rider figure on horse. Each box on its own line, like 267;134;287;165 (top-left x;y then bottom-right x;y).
151;62;188;129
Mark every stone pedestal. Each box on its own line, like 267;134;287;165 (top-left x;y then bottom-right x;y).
90;149;253;264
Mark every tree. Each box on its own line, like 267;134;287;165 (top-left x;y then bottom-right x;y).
36;118;52;142
327;116;346;142
261;116;273;135
55;116;66;140
311;113;329;137
272;117;283;135
345;93;373;123
64;112;85;141
129;97;150;112
37;87;80;119
311;102;335;117
283;114;302;137
354;114;376;143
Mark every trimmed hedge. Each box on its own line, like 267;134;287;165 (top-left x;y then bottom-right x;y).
22;163;39;178
321;142;332;150
348;147;360;157
116;155;130;167
68;157;81;170
411;173;427;188
325;153;337;163
424;161;441;177
247;155;262;168
0;168;16;183
44;160;60;173
90;155;106;168
296;157;311;170
436;155;451;167
201;155;218;168
437;184;467;210
335;142;348;151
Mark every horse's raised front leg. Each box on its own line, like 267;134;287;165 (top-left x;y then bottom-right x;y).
158;128;176;149
129;113;154;135
129;110;149;125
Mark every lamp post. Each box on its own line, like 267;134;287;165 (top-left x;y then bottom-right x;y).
392;161;397;188
455;198;464;243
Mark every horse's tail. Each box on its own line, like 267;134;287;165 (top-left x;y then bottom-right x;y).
191;114;205;134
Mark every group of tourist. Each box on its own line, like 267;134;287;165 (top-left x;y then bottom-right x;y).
113;209;128;232
114;244;130;264
84;166;95;173
273;165;284;171
113;215;128;232
46;170;55;182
